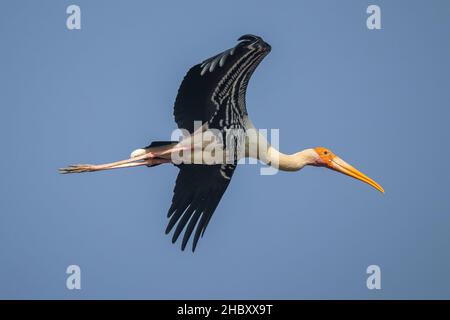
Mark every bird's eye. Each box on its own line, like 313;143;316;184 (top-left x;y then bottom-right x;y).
324;151;328;155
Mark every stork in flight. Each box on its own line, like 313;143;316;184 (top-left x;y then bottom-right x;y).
60;35;384;251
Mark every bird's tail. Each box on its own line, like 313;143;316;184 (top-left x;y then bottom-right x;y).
145;141;178;148
130;141;179;159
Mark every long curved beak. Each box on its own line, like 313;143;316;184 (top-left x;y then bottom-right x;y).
329;157;384;193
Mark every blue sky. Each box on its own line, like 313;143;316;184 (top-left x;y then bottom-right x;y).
0;0;449;299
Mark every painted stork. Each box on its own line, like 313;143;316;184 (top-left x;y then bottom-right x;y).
60;34;384;251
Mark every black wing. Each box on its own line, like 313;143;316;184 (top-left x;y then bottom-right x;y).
166;35;270;251
173;34;271;133
165;164;236;251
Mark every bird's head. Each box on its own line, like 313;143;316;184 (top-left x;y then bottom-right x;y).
310;146;384;193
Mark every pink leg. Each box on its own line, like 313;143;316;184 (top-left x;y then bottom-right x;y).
59;157;171;174
59;144;187;174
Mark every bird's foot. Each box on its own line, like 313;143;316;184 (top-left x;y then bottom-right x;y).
59;164;98;174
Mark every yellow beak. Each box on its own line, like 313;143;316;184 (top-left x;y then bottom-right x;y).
329;156;384;193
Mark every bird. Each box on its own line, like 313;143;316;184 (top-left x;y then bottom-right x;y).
60;34;384;252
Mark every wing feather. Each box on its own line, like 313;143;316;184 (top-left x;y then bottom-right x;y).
173;35;271;133
165;164;236;251
166;35;270;251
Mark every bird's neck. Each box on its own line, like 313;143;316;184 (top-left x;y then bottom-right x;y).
266;147;317;172
244;121;317;171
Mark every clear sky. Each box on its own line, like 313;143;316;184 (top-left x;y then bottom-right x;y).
1;0;449;299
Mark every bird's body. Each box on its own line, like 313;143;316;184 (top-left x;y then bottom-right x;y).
61;34;384;251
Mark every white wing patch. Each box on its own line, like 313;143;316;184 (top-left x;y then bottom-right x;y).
200;47;236;76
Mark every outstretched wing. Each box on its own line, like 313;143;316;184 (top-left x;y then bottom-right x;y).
166;35;270;251
173;34;271;133
166;164;236;251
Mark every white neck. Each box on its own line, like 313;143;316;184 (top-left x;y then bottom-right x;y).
244;122;317;171
265;147;317;171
